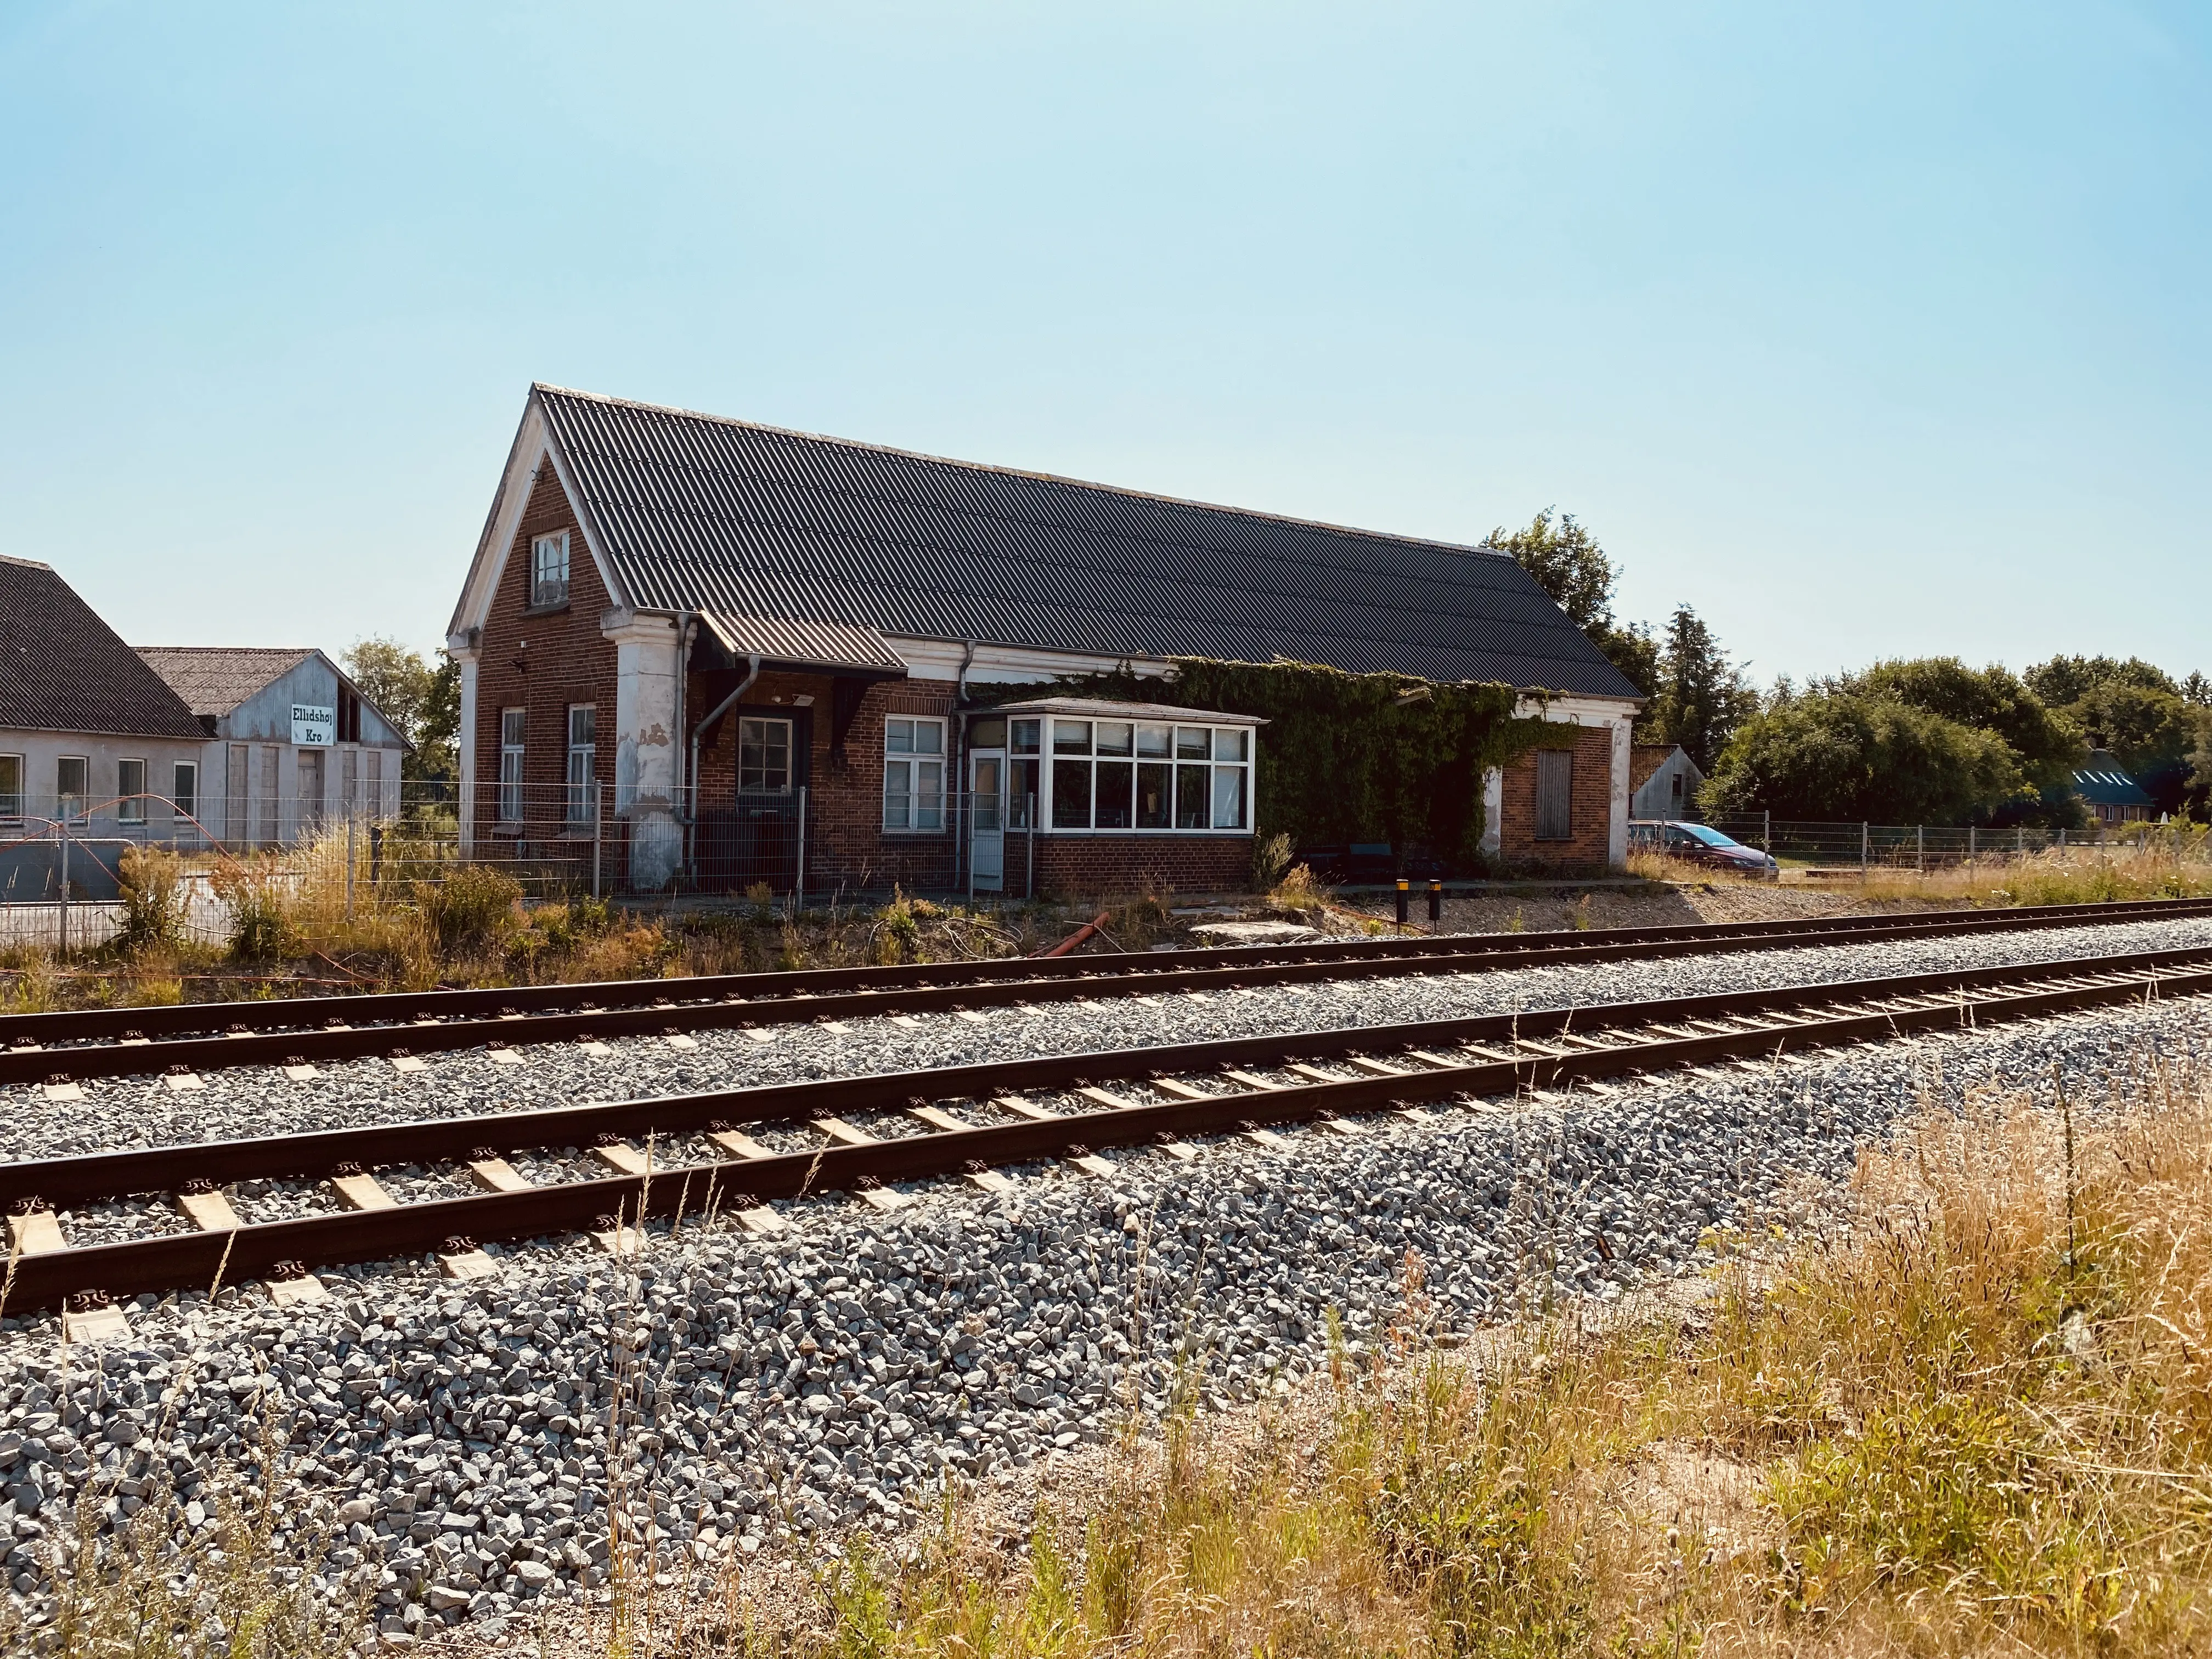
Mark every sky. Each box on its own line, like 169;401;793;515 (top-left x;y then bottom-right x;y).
1;2;2205;686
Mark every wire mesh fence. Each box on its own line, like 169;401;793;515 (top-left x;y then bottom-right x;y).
1700;812;2196;872
0;781;1052;951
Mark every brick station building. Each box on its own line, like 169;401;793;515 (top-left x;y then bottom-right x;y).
444;385;1643;896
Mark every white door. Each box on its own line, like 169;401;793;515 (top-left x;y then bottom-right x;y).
969;749;1005;890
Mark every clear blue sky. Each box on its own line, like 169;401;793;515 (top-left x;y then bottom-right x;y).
3;3;2205;686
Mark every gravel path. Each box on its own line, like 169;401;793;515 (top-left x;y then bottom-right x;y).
3;912;2209;1166
2;986;2205;1645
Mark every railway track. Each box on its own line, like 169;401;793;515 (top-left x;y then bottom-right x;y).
5;895;2211;1090
5;942;2207;1324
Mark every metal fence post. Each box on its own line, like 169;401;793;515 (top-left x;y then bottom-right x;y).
57;820;68;956
592;781;603;900
1761;809;1770;857
346;812;356;921
795;786;808;905
1916;823;1924;875
1027;793;1037;899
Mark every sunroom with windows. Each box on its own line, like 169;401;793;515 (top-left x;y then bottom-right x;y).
968;698;1261;837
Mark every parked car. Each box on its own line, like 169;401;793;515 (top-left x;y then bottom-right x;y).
1629;820;1780;878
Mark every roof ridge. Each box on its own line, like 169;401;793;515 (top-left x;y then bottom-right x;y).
532;382;1509;560
137;645;318;656
0;553;56;571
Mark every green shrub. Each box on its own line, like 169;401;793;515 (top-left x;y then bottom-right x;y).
418;862;523;952
210;855;294;962
113;843;189;956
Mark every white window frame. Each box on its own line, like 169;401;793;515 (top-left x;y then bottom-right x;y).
172;761;198;826
1040;718;1254;835
0;754;21;822
499;707;526;823
57;755;88;822
566;704;597;826
883;715;946;833
530;531;570;608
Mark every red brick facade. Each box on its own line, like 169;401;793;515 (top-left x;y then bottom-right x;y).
1496;724;1615;873
471;466;618;847
1027;834;1249;900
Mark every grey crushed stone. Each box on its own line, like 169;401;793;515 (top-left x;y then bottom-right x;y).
1;991;2204;1643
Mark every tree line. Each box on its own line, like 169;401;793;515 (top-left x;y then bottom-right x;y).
1499;512;2212;827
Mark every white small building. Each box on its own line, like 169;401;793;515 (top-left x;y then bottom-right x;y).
1629;743;1706;820
136;648;409;845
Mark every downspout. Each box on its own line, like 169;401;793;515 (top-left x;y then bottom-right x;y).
955;639;976;890
672;613;697;873
955;637;977;701
687;652;763;860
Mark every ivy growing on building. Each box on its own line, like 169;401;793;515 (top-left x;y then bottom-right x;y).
975;658;1562;864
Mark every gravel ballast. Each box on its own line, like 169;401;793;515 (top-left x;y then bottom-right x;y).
2;989;2205;1643
3;912;2210;1164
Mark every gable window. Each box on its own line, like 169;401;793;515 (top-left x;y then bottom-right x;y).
117;758;148;822
883;715;945;831
738;716;793;794
1535;748;1573;841
531;532;571;607
0;755;21;822
499;708;526;822
173;761;198;826
566;704;597;824
338;690;363;743
57;756;87;822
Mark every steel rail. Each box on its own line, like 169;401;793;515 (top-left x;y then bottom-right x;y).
7;895;2212;1091
3;945;2205;1314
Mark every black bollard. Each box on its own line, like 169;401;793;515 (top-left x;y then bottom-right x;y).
1394;877;1409;929
1427;878;1443;924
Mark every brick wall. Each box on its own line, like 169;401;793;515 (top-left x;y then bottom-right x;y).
1031;835;1249;899
687;670;965;893
471;465;619;858
1497;724;1614;872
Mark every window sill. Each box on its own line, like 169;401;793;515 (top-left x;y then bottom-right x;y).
521;599;572;618
1036;828;1252;838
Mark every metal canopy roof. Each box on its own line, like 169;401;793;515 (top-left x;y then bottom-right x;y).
534;386;1643;699
696;612;907;676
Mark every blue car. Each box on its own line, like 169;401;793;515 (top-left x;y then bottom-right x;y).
1629;820;1780;878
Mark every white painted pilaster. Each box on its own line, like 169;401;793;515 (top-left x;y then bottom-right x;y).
605;609;683;889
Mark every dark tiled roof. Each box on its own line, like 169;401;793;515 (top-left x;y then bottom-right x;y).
0;558;206;740
533;386;1643;698
136;647;314;718
2073;749;2155;808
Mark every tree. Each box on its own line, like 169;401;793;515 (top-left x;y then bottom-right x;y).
2023;654;2180;707
2023;653;2204;816
342;637;459;783
1702;693;2031;823
1641;605;1758;772
1489;508;1616;633
1824;658;2084;797
1489;509;1660;695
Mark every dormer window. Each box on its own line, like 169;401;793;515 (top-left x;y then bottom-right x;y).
531;532;571;607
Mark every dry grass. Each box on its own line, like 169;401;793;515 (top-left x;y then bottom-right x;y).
759;1042;2212;1659
1632;832;2212;912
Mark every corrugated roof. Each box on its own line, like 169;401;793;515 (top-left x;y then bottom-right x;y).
698;613;907;675
135;647;315;718
2073;749;2155;808
0;557;207;740
533;386;1643;698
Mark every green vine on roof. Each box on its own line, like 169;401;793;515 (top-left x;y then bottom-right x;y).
973;658;1565;863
